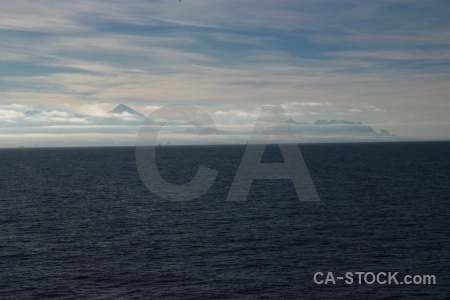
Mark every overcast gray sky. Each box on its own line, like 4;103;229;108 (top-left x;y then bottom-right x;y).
0;0;449;147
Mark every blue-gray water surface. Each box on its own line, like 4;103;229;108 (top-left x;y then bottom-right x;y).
1;142;449;299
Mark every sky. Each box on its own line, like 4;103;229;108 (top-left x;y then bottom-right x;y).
0;0;449;147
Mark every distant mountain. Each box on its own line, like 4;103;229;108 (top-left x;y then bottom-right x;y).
380;129;392;136
314;119;362;125
286;118;392;136
98;104;150;125
287;118;309;125
110;104;146;119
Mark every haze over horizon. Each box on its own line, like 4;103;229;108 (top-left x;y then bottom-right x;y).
0;1;449;147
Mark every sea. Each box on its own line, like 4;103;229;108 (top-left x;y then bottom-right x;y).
0;141;449;299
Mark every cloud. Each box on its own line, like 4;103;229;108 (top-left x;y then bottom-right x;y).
0;104;30;109
0;109;24;123
109;111;141;122
0;1;88;32
1;1;448;114
144;105;162;113
327;50;450;61
213;109;260;125
0;104;90;126
289;102;329;107
79;103;112;118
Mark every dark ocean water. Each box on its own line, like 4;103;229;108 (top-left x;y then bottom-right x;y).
1;142;449;299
